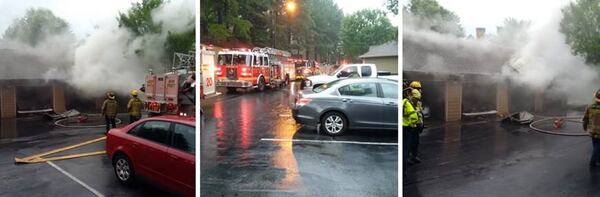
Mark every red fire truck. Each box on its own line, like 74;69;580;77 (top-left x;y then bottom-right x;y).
144;53;195;116
215;47;293;92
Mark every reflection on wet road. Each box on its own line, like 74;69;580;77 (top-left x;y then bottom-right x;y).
201;82;398;196
0;115;177;196
404;118;600;197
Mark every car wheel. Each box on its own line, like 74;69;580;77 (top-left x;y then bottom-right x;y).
258;77;265;92
320;112;348;136
113;154;135;185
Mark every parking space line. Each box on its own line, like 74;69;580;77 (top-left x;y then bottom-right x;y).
260;138;398;146
47;161;105;197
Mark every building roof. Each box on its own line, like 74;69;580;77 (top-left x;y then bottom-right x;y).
359;41;398;58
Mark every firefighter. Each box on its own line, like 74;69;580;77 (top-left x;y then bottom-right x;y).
583;89;600;167
127;90;143;124
408;81;424;164
101;91;118;134
403;86;419;169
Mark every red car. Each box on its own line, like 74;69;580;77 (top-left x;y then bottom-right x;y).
106;115;195;197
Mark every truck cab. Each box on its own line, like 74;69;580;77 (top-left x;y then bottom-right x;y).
306;64;395;89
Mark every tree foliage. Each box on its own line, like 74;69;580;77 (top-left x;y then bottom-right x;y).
118;0;163;35
560;0;600;65
339;9;396;59
3;8;70;46
387;0;399;15
201;0;343;63
405;0;464;37
118;0;195;61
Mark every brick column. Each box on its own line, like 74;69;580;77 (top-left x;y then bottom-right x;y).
534;90;544;114
1;86;16;119
496;82;509;118
52;84;66;113
445;81;462;122
0;119;17;139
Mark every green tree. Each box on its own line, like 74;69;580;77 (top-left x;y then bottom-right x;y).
560;0;600;64
118;0;163;35
119;0;195;61
405;0;464;37
387;0;399;15
3;8;70;46
308;0;343;63
339;9;396;59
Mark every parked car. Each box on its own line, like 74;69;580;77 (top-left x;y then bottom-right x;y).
292;78;398;136
106;115;195;197
305;64;397;89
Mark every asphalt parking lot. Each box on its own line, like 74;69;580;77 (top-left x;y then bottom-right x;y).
0;116;177;197
200;82;398;197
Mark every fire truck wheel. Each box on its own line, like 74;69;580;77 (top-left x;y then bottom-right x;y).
258;77;266;92
320;111;348;136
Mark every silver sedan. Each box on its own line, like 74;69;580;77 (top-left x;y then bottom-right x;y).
292;78;398;136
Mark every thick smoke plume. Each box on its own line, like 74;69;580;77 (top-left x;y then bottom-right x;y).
403;6;600;105
1;0;194;97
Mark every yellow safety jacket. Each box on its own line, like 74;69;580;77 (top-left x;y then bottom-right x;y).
403;98;419;127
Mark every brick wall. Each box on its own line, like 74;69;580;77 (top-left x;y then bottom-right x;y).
445;81;462;122
1;86;16;118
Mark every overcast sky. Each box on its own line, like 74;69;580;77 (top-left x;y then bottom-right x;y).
402;0;572;36
0;0;137;38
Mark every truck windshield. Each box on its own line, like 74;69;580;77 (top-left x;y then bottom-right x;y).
218;54;250;66
218;54;232;65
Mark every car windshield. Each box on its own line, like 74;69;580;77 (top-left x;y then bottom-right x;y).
313;79;343;93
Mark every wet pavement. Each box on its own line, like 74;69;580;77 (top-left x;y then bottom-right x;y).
200;82;399;197
0;115;178;197
404;116;600;197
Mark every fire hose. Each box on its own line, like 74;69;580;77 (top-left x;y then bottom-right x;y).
529;116;588;136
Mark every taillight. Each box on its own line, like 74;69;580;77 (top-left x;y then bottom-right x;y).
296;98;312;106
167;103;176;111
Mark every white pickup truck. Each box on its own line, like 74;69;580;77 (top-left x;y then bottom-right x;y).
305;63;397;89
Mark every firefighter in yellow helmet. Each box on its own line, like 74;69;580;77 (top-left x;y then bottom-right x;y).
127;90;144;124
584;89;600;167
101;91;118;134
405;81;424;165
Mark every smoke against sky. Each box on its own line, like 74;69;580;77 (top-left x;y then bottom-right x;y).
0;0;195;97
403;2;600;105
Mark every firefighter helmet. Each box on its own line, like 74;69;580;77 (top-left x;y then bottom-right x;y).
131;90;139;96
409;81;422;89
107;92;115;99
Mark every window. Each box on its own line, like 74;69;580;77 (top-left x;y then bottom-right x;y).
338;83;378;97
337;66;357;78
361;66;372;77
172;123;195;154
254;55;261;66
233;54;248;66
217;54;232;65
380;83;398;99
130;121;171;145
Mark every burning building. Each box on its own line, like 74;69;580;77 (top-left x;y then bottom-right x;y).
403;30;566;122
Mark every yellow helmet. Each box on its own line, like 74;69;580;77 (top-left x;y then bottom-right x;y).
409;81;422;89
131;90;139;96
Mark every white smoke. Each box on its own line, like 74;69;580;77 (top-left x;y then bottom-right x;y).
403;6;600;105
64;0;194;97
502;8;600;105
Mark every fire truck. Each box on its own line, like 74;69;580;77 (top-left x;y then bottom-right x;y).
144;52;195;116
215;47;293;92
